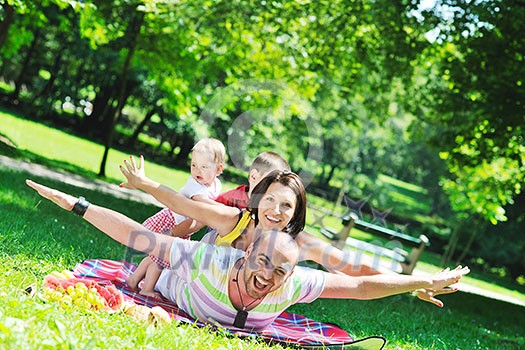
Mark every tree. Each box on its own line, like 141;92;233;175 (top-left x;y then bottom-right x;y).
408;0;525;266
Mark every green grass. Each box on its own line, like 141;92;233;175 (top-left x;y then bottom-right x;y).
2;166;524;349
1;110;525;349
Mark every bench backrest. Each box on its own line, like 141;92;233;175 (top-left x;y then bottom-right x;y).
343;214;429;248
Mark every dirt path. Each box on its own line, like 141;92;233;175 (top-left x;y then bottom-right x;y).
1;154;524;308
0;154;163;207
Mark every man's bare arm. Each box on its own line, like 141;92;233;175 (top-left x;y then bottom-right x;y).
319;266;469;305
26;180;174;262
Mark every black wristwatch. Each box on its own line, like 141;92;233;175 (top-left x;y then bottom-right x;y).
71;196;90;217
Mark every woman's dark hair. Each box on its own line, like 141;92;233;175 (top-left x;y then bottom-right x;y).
248;170;307;238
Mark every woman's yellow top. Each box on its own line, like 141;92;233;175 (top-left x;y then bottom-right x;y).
215;210;252;246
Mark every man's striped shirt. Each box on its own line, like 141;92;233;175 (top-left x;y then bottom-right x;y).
155;238;325;330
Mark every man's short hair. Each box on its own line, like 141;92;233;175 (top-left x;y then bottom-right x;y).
192;138;226;164
249;152;290;174
252;230;299;264
252;229;297;251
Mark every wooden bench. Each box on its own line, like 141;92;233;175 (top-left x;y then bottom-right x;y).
319;212;429;274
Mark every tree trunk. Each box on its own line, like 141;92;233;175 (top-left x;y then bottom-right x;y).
98;10;144;177
174;132;194;165
83;84;114;135
169;130;182;156
11;28;41;101
0;3;15;48
334;171;350;211
324;164;338;185
441;221;462;267
127;108;156;147
455;221;484;264
31;48;63;113
319;165;326;183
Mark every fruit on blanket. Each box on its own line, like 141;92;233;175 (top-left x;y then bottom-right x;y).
49;269;75;280
62;270;75;279
124;305;172;325
150;306;171;325
43;275;124;311
50;271;67;279
125;304;151;321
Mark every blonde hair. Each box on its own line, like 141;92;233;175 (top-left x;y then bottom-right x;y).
250;152;290;174
192;138;226;164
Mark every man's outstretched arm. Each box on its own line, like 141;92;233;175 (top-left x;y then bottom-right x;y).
26;180;173;262
319;265;469;306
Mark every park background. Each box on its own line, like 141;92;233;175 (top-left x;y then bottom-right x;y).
0;0;524;349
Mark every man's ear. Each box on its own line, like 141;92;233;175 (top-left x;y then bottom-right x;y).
244;242;254;258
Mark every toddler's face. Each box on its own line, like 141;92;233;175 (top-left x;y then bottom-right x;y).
190;151;221;187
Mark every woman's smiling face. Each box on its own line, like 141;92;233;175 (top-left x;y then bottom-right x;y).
256;182;297;232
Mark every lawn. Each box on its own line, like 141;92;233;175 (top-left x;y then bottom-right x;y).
1;110;524;349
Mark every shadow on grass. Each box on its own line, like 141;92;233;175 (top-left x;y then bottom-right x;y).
0;138;120;184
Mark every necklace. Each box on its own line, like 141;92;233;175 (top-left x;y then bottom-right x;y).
233;259;260;328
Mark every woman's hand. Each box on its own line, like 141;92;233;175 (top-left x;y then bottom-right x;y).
119;155;148;190
26;180;77;211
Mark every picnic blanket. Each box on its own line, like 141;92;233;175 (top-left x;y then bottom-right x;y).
72;259;386;349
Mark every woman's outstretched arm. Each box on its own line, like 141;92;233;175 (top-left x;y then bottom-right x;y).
119;155;239;235
26;180;173;262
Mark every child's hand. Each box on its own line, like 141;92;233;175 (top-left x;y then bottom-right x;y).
119;155;147;189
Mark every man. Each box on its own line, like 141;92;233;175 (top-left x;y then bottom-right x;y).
26;180;469;330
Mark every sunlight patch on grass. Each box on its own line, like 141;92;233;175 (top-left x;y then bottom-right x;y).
378;174;428;194
388;191;430;213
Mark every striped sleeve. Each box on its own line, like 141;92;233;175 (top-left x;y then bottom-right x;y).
168;238;209;281
291;266;326;304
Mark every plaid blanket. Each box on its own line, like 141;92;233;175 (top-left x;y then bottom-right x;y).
73;259;385;349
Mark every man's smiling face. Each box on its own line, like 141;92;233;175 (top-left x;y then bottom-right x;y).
242;231;298;299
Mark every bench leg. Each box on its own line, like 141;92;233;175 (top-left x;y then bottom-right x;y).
401;239;427;274
334;215;356;250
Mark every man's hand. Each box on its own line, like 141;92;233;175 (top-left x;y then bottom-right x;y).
119;155;147;190
26;180;76;211
431;266;469;290
414;287;458;307
413;266;470;307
